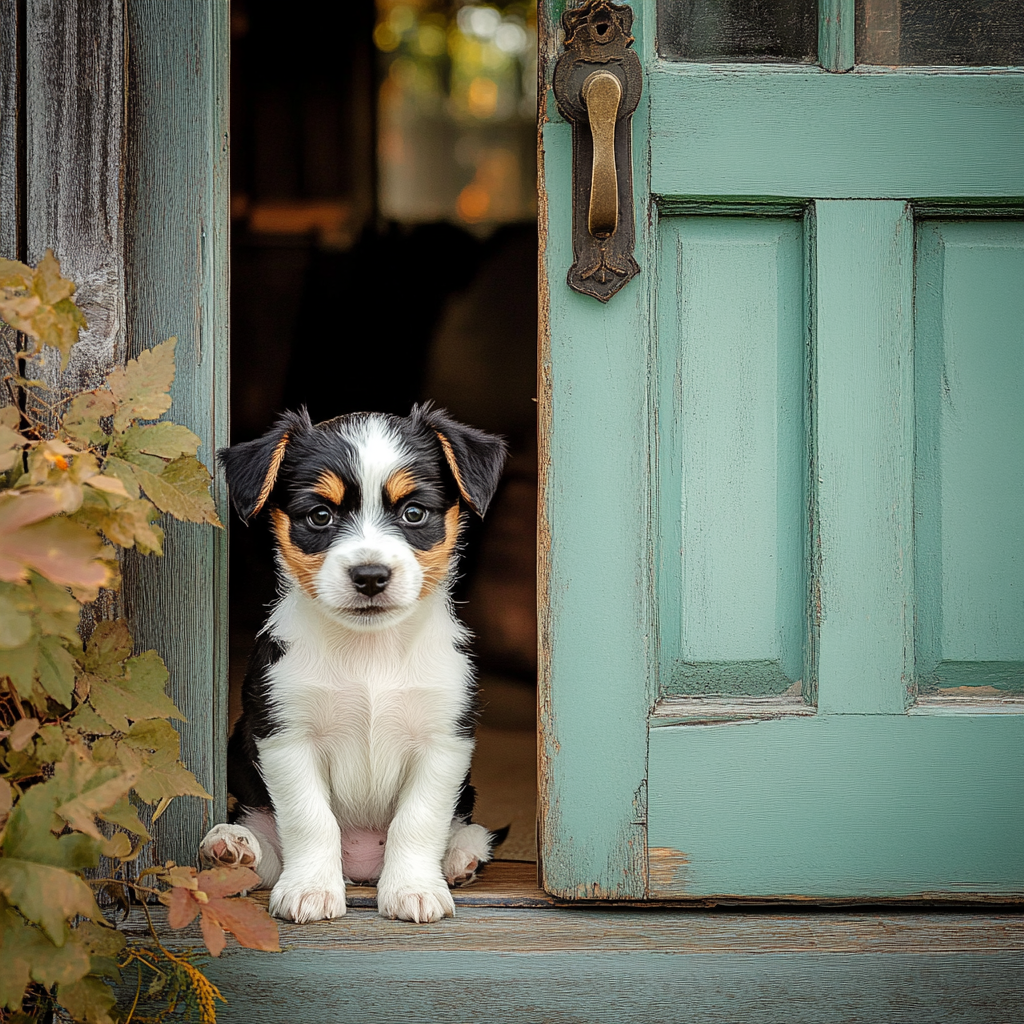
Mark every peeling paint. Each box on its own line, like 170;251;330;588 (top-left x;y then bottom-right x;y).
648;847;690;896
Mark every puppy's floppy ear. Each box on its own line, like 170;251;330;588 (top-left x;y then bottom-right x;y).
218;408;312;523
415;404;508;517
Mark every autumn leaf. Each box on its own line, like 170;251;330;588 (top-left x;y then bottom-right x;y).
57;973;119;1024
61;390;116;447
0;488;111;595
0;250;87;369
119;719;210;804
0;909;92;1011
119;422;201;461
106;337;176;432
159;865;280;956
0;406;27;474
37;634;77;706
87;649;185;733
133;456;221;526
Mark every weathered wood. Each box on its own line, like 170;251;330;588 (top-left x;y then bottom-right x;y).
0;0;21;388
117;903;1024;1023
24;0;125;393
819;0;855;72
648;713;1024;898
649;70;1024;199
539;0;653;900
814;201;914;715
120;0;230;868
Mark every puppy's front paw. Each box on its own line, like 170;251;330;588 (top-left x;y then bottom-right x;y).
377;878;455;923
199;824;260;885
269;875;347;923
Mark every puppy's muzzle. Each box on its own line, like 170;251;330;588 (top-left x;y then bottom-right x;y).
350;564;392;597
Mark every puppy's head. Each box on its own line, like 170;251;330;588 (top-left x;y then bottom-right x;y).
219;405;507;629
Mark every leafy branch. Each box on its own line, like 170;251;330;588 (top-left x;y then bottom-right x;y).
0;252;279;1024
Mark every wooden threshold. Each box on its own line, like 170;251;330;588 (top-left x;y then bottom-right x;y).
118;885;1024;1024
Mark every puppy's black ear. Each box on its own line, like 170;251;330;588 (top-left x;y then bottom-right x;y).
415;404;508;517
218;408;312;523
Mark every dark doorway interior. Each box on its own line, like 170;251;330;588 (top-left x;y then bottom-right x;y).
229;0;538;861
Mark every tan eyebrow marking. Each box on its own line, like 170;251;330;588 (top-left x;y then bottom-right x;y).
271;509;325;598
252;432;290;518
415;504;461;598
313;470;346;506
384;467;417;505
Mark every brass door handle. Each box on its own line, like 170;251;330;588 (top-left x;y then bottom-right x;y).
583;71;621;239
552;1;642;302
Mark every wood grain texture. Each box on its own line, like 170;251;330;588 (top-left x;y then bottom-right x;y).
0;0;21;386
656;216;807;697
538;0;653;900
814;201;914;715
116;903;1024;1023
819;0;855;73
25;0;125;393
121;0;230;866
914;219;1024;695
648;713;1024;898
649;70;1024;199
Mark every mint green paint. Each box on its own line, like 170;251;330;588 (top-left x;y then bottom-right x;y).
539;2;654;900
541;0;1023;901
915;220;1024;695
814;202;914;716
124;1;231;863
656;216;806;696
819;0;855;72
649;72;1024;200
648;713;1024;897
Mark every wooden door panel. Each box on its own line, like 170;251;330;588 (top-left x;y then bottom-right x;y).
915;220;1024;695
649;71;1024;199
657;215;808;697
648;712;1024;898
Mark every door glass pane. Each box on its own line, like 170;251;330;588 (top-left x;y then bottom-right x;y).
857;0;1024;65
657;0;818;62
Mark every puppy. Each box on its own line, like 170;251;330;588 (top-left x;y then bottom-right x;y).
198;404;508;923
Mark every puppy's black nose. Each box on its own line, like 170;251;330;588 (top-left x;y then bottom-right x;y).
350;564;391;597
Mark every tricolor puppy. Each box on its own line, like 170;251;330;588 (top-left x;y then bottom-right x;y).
198;405;508;924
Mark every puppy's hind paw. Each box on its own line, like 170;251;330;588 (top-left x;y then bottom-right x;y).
199;824;261;890
377;879;455;924
444;821;505;887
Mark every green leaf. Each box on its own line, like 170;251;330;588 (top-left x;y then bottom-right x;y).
121;719;211;804
0;641;37;700
98;794;151;841
0;251;87;370
134;456;221;526
28;573;81;640
37;635;76;706
0;908;92;1010
74;494;164;555
119;422;201;460
81;620;132;674
61;391;116;447
0;861;100;945
101;456;141;499
106;337;177;432
65;703;114;736
57;973;118;1024
87;649;184;733
0;591;33;649
33;723;68;764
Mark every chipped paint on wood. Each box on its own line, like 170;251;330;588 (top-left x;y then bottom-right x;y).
647;846;689;896
115;903;1024;1023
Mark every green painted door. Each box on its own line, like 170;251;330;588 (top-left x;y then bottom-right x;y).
539;0;1024;899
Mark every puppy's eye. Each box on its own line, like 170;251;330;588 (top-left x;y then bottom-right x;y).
402;504;428;525
306;506;333;528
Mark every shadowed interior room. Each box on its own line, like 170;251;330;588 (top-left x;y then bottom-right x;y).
228;0;539;864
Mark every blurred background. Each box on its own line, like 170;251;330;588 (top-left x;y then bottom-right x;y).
228;0;539;860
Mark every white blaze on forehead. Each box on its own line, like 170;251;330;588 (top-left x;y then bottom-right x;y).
351;416;406;517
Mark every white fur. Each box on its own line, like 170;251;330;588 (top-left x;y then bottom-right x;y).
201;415;498;924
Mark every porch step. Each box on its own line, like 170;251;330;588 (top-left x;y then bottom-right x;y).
119;868;1023;1024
